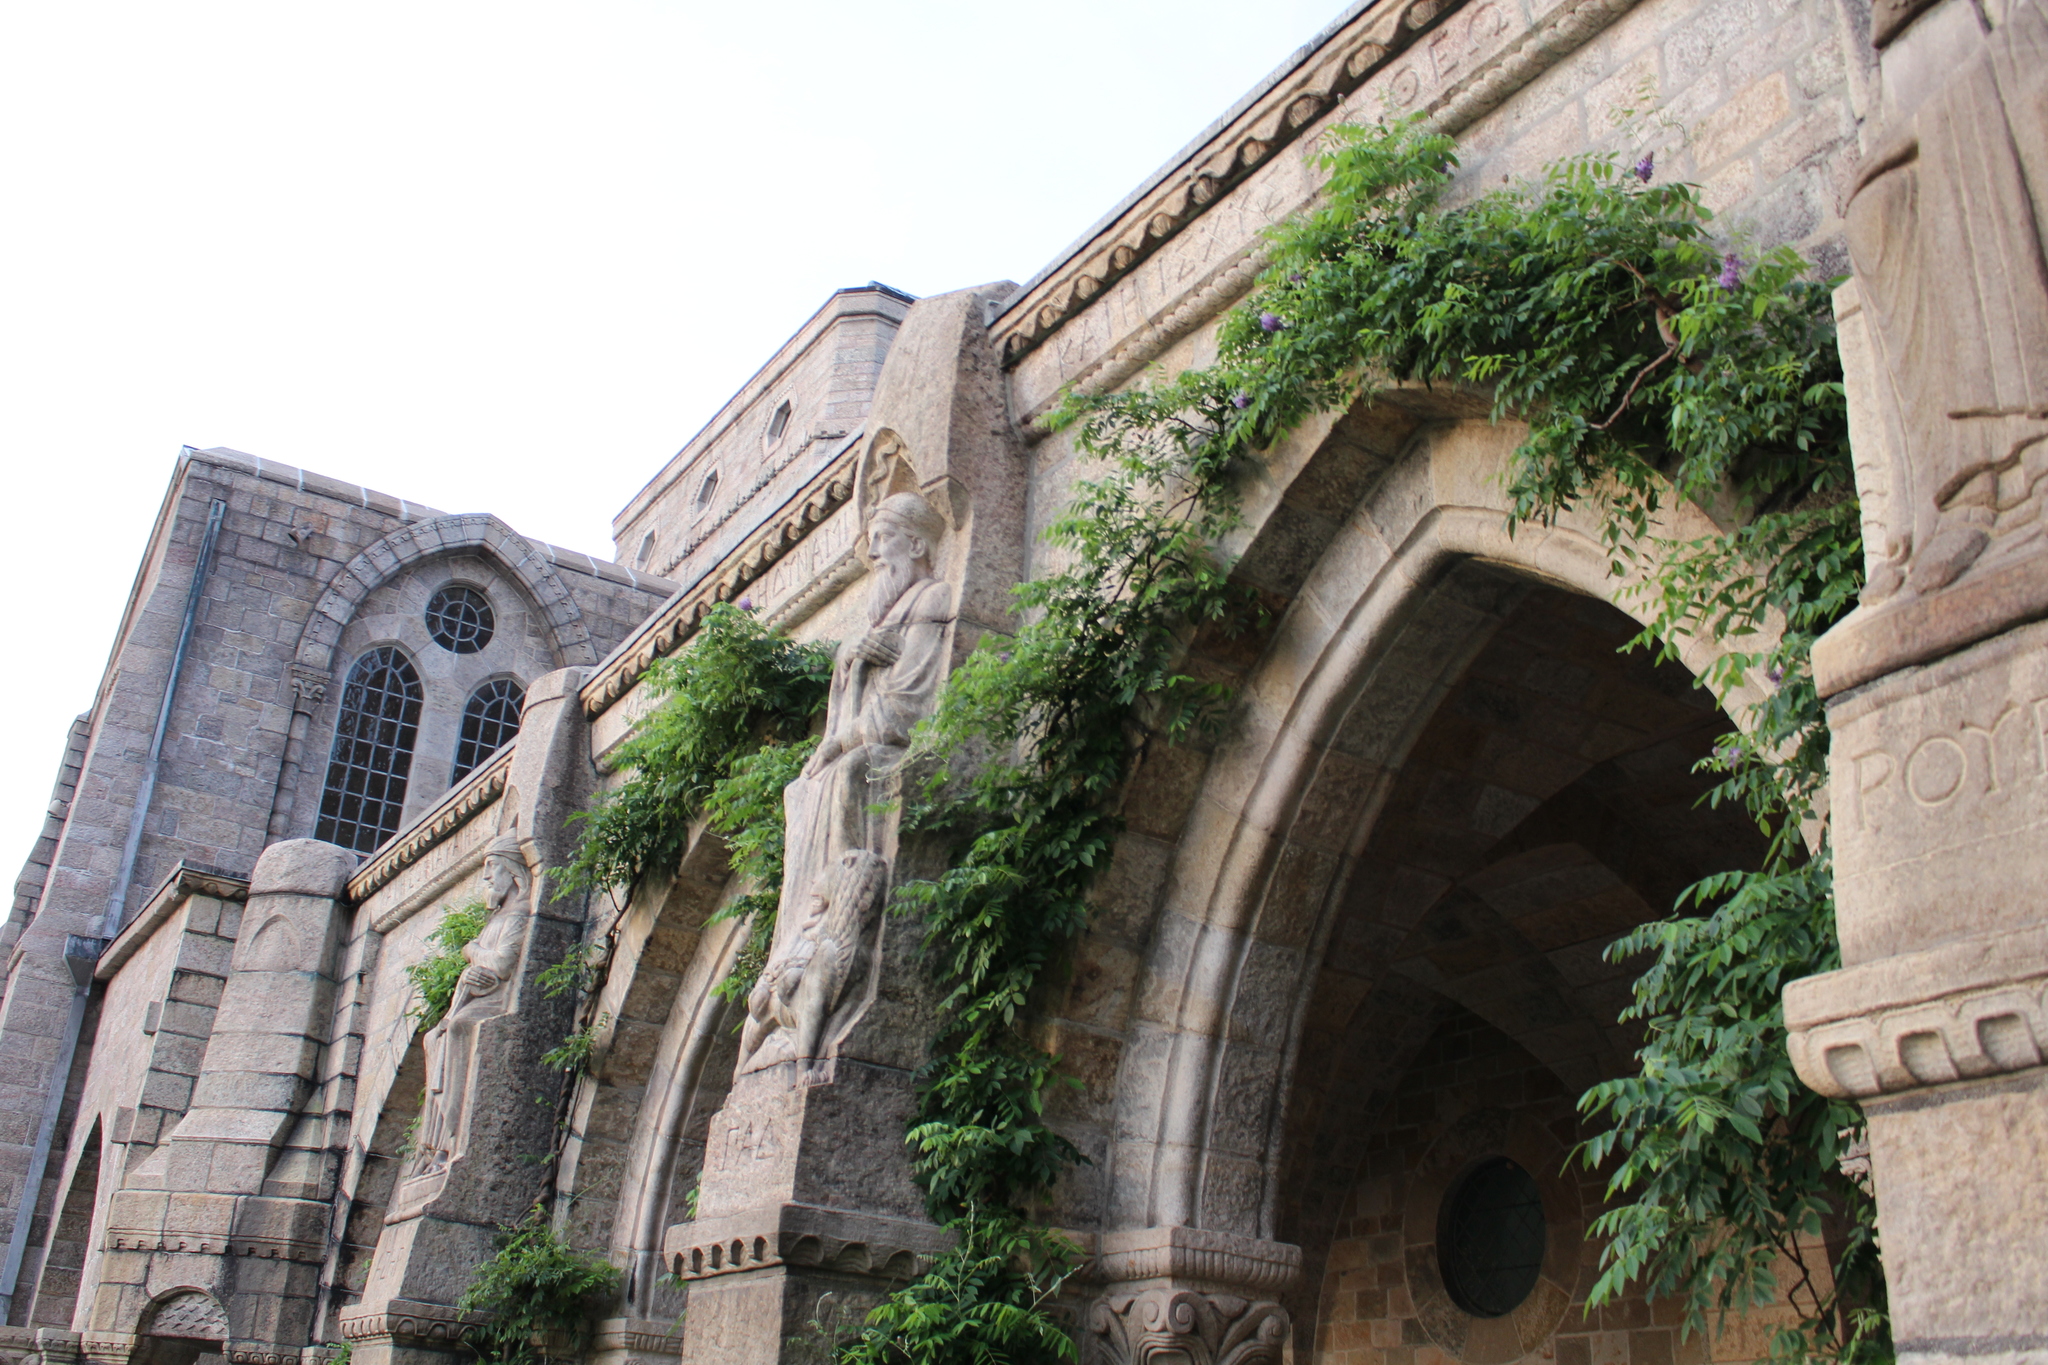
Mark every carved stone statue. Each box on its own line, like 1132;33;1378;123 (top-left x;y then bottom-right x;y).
736;849;888;1078
409;831;530;1177
745;491;953;1077
1844;0;2048;603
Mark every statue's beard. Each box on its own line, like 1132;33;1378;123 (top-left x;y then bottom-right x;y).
868;555;925;625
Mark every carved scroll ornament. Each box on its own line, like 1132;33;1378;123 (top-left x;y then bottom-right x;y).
1087;1290;1290;1365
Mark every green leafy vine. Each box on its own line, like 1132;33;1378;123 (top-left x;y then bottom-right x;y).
856;116;1878;1362
407;900;492;1031
559;600;833;998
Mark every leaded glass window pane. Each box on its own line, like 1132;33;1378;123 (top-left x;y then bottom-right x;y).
452;678;525;784
315;646;423;854
425;585;494;654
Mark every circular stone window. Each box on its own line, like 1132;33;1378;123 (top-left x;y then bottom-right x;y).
1438;1156;1547;1318
425;585;494;654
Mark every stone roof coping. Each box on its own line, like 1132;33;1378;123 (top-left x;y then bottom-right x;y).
98;861;251;981
610;283;915;535
185;447;672;595
579;438;861;719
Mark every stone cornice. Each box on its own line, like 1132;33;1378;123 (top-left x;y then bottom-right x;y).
580;453;859;720
346;749;511;904
989;0;1454;369
1787;926;2048;1098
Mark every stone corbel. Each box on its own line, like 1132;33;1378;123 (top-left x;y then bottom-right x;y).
1083;1227;1298;1365
1786;924;2048;1098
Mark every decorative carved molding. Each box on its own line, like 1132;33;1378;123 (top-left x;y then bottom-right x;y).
296;511;599;675
1093;1226;1302;1295
1086;1289;1290;1365
106;1230;325;1262
1787;926;2048;1098
1002;0;1646;429
992;0;1639;372
661;1202;950;1283
337;1298;483;1346
581;453;860;719
659;428;851;577
348;749;511;906
588;1319;684;1359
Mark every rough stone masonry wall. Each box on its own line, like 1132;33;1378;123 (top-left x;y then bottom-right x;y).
1314;1006;1825;1365
0;448;669;1322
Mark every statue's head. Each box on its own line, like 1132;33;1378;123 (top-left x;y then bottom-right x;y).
482;833;528;908
865;493;946;623
867;493;945;571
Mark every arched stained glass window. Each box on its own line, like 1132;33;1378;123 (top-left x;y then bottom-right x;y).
452;678;525;784
315;646;423;854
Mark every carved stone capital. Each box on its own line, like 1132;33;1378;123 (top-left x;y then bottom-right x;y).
1092;1226;1301;1296
1086;1289;1290;1365
661;1201;951;1282
288;666;329;709
1787;925;2048;1098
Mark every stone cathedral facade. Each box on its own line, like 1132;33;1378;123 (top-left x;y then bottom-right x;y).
2;0;2043;1361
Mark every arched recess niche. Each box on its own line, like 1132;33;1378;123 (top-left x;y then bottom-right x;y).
1039;396;1778;1360
551;818;752;1320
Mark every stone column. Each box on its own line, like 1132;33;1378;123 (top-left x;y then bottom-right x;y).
659;786;952;1365
86;838;357;1365
1788;0;2048;1359
1081;1228;1297;1365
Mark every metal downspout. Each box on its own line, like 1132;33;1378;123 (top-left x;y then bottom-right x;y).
0;496;227;1321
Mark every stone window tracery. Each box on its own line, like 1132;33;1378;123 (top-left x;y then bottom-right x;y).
452;677;525;783
315;646;424;854
1437;1156;1547;1318
425;584;494;654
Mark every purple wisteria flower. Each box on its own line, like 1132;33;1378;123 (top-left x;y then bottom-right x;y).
1633;152;1655;183
1288;272;1306;283
1259;312;1285;332
1718;253;1744;292
736;596;754;611
1766;665;1784;684
1232;391;1252;410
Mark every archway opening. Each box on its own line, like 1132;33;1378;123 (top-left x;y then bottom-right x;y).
1274;579;1772;1363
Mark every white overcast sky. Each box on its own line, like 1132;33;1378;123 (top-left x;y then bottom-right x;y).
0;0;1348;880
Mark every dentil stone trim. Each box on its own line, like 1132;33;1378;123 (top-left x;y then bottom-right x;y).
1787;925;2048;1098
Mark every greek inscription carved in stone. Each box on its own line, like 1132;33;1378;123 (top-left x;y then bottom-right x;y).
1844;694;2048;830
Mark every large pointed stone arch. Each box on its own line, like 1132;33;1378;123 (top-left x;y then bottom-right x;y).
294;512;599;678
1103;410;1772;1244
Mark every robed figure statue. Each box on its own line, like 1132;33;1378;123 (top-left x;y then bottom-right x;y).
736;491;954;1076
410;831;530;1176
